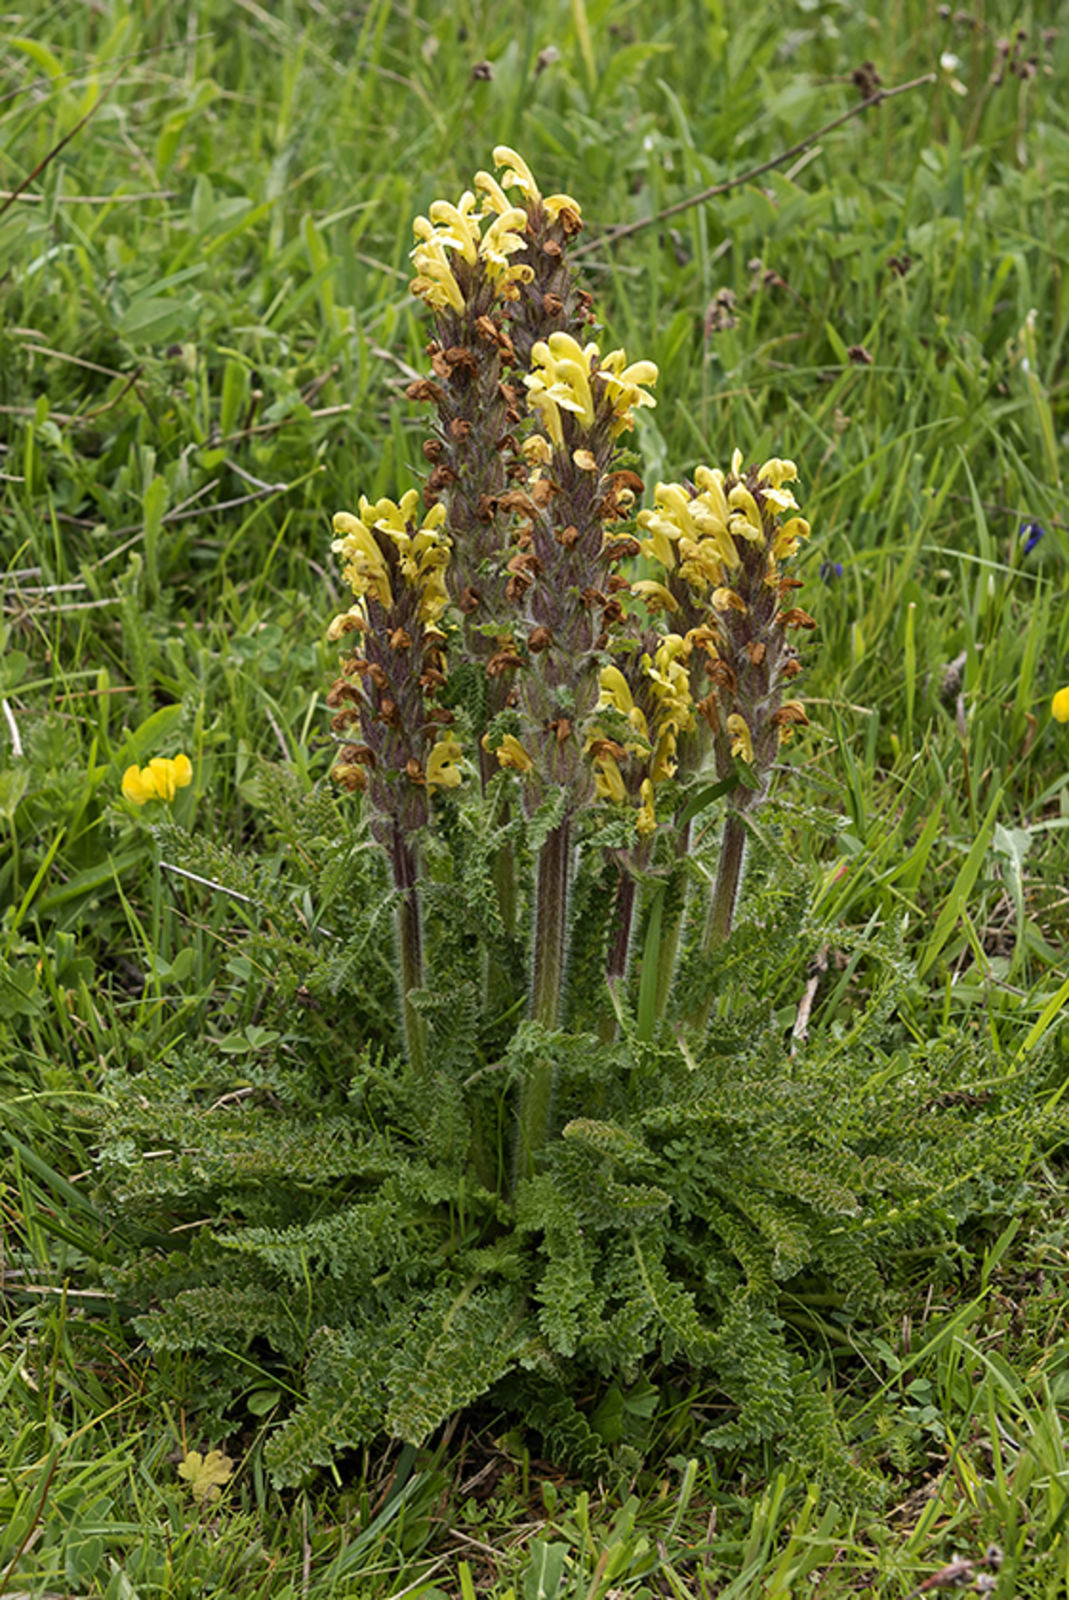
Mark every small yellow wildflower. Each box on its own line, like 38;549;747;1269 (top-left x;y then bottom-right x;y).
591;748;627;805
490;733;535;773
635;778;657;837
525;332;597;443
597;665;650;745
487;147;582;224
630;579;680;614
1052;686;1069;722
595;349;658;435
429;193;482;262
726;715;753;765
425;732;464;794
409;226;466;314
122;754;193;806
492;146;541;203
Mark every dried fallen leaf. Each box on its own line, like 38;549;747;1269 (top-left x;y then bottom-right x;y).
178;1447;234;1505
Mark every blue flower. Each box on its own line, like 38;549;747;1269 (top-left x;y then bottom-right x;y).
820;561;843;583
1019;520;1045;554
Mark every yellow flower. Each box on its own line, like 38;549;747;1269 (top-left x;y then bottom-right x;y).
726;715;753;764
332;495;451;624
479;206;533;298
425;732;464;794
638;476;738;590
409;226;466;314
635;778;657;837
332;509;395;610
772;516;811;560
426;192;481;264
645;637;694;736
631;579;680;614
492;145;542;203
756;458;799;491
524;332;597;443
591;748;627;804
727;482;765;543
486;147;582;225
491;733;535;773
710;587;748;615
524;334;655;445
1052;686;1069;722
597;665;650;745
122;754;193;806
595;349;658;434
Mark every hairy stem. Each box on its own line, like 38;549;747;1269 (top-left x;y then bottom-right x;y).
597;864;636;1044
391;823;427;1083
653;821;692;1024
606;865;636;986
514;816;571;1183
689;808;748;1037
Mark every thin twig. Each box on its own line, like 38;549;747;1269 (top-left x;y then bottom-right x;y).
0;65;128;224
158;862;259;906
0;189;177;205
1;700;23;758
947;491;1065;531
572;74;936;257
791;946;829;1052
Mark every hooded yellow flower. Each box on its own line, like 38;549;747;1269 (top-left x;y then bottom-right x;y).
409;224;466;313
332;494;451;625
524;332;598;444
487;732;535;773
727;714;753;764
425;732;464;794
525;334;656;446
595;349;658;435
122;754;193;806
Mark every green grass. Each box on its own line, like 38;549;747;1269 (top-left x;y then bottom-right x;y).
2;0;1068;1593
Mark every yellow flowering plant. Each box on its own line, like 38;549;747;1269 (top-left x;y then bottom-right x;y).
103;148;1069;1501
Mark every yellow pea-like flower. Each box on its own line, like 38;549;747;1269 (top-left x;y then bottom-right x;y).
1052;686;1069;722
122;754;193;806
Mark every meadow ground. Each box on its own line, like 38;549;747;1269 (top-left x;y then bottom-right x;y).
1;1;1068;1596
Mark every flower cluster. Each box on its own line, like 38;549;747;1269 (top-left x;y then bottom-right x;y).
326;494;460;832
328;491;450;634
588;636;695;836
122;754;193;806
636;451;813;802
524;333;657;448
409;146;582;317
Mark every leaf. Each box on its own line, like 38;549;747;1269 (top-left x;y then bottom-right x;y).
522;1538;569;1600
177;1447;234;1504
917;787;1002;979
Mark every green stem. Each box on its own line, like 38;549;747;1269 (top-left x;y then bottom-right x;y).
484;794;519;1027
689;807;748;1038
706;808;747;952
652;821;692;1025
391;822;427;1083
514;816;571;1184
598;863;636;1044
